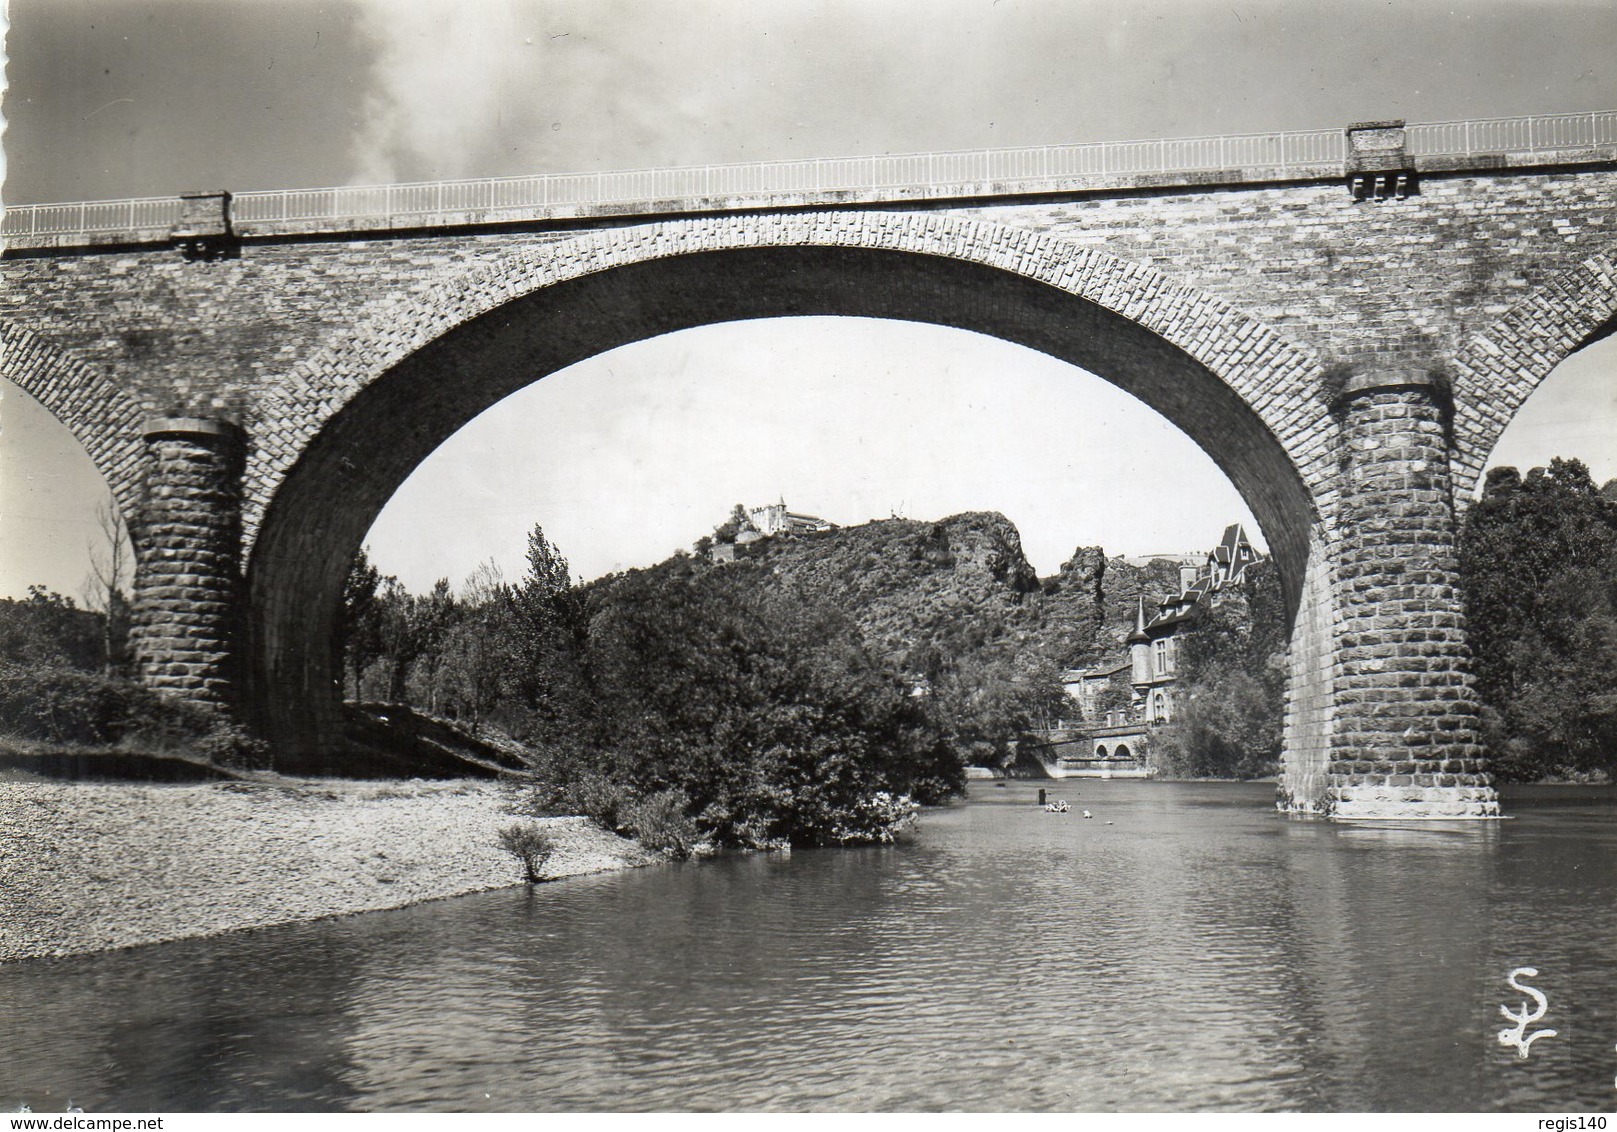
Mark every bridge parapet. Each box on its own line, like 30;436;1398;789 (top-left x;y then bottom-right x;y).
5;109;1614;250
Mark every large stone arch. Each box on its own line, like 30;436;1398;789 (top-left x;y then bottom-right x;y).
0;323;148;521
241;211;1333;773
1449;252;1617;500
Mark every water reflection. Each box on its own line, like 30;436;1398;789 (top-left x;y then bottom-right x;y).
0;781;1610;1111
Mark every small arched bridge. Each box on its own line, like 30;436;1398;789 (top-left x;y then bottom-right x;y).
6;111;1617;818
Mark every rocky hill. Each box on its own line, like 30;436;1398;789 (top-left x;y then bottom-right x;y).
720;511;1195;675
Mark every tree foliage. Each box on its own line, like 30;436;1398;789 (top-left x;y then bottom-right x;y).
339;523;969;847
0;587;105;671
496;823;556;883
710;503;754;545
927;650;1068;768
575;560;961;846
1459;458;1617;780
341;547;383;698
1151;558;1287;779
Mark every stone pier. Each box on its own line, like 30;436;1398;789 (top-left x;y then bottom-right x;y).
129;418;245;710
1324;373;1499;818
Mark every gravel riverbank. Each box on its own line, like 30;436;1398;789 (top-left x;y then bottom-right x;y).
0;778;660;963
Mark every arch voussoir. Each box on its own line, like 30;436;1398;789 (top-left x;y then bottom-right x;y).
249;212;1328;556
0;323;148;522
239;208;1369;801
1450;252;1617;500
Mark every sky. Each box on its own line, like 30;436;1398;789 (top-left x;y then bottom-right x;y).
2;0;1616;596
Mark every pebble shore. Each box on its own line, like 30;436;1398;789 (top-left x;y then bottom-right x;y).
0;778;659;963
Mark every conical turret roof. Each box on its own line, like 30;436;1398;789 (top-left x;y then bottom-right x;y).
1126;594;1151;644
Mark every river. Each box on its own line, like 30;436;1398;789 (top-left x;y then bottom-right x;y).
1;780;1613;1112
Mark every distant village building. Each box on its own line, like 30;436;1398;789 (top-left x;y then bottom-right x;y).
1060;660;1132;726
1036;524;1259;777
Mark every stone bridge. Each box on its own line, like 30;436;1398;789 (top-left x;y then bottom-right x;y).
5;112;1617;817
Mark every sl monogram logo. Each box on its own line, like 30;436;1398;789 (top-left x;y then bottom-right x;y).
1497;966;1558;1060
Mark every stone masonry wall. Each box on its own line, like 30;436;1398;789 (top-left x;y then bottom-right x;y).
1278;536;1335;813
1324;380;1498;818
128;420;244;708
4;165;1615;531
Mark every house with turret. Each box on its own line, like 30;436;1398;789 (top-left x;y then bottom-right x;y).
1037;524;1259;776
1127;523;1258;724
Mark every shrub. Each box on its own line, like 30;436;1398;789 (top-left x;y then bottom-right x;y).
622;788;702;860
496;823;557;883
0;663;132;743
573;771;636;830
0;663;213;746
194;722;272;771
524;770;638;832
0;662;274;771
828;791;919;845
0;589;104;670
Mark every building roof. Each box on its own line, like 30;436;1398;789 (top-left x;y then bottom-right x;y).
1141;523;1257;634
1127;594;1151;644
1061;659;1131;682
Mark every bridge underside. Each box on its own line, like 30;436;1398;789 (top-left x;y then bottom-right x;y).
241;246;1321;776
205;242;1493;817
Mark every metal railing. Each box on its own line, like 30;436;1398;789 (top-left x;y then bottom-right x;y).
1407;109;1617;156
5;195;184;239
222;127;1345;227
5;108;1614;243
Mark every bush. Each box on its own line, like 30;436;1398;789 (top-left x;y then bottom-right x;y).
0;663;212;746
621;788;702;860
0;663;131;743
194;722;272;771
0;589;104;670
828;791;919;845
520;769;639;834
496;823;557;882
0;662;272;771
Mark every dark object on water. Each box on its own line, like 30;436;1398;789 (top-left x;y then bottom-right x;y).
995;781;1007;788
1038;788;1046;805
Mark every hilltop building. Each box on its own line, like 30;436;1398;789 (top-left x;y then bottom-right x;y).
748;501;838;537
711;500;837;563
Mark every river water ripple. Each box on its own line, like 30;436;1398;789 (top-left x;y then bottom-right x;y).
1;780;1613;1111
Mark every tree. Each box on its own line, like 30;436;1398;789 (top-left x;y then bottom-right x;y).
340;547;384;700
408;578;458;713
1151;558;1287;779
711;503;754;544
521;524;573;605
1092;677;1133;722
0;586;103;670
506;525;594;746
82;494;133;675
579;561;961;846
366;578;424;703
1459;458;1617;779
440;560;516;734
928;650;1068;767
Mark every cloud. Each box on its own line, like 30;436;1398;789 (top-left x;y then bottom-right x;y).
349;0;533;184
